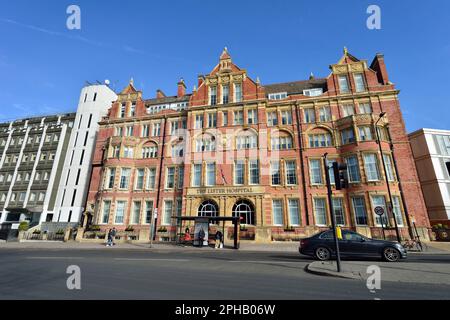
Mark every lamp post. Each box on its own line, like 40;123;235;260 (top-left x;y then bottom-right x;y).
375;112;401;243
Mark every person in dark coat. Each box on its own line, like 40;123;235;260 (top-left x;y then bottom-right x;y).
215;230;223;249
198;228;205;247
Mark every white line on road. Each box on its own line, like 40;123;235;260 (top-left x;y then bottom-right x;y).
227;260;302;264
26;257;85;260
114;258;190;262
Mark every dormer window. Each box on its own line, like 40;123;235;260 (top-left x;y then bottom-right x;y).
234;83;242;102
210;86;217;106
338;75;350;94
353;73;366;92
222;85;229;104
129;103;136;117
120;104;126;118
268;92;288;100
303;88;323;97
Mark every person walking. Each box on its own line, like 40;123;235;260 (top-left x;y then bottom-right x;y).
111;227;117;246
215;230;223;249
198;228;205;248
107;229;113;247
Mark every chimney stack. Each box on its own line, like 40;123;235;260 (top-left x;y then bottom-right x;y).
177;78;186;97
156;89;166;99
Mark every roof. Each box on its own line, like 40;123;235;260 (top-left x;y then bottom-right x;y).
144;94;191;106
263;78;328;95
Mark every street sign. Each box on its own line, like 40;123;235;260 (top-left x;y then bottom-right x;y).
374;206;385;216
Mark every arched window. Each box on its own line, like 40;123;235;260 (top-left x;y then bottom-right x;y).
195;134;216;152
141;142;158;158
233;200;255;225
198;200;219;217
308;128;333;148
271;131;293;150
236;130;258;149
171;142;184;158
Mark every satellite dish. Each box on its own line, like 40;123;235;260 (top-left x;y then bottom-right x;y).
105;79;110;85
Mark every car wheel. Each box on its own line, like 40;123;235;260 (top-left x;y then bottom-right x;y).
383;247;400;262
315;247;331;261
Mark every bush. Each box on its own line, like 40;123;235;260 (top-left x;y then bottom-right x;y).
55;229;65;235
158;226;168;233
18;221;29;231
125;226;135;232
89;225;101;231
33;229;41;235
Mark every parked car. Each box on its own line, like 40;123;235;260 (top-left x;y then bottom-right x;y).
299;230;407;262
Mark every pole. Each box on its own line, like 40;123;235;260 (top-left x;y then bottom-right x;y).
149;208;156;248
376;115;401;243
324;153;341;272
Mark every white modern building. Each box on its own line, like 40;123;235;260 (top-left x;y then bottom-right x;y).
409;128;450;225
53;84;117;223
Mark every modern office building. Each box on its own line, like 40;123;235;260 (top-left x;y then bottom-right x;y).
53;84;117;224
85;48;430;242
0;113;76;227
409;128;450;226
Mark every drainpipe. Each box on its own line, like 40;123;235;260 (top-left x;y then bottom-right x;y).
153;117;167;241
295;104;309;225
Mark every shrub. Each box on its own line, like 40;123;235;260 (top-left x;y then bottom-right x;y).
55;229;65;235
33;229;41;234
18;221;29;231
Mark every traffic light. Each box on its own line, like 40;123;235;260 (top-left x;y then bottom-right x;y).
333;162;348;190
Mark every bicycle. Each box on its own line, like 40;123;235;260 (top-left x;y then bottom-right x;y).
402;237;426;252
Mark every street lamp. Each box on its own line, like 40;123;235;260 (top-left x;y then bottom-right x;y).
375;112;401;243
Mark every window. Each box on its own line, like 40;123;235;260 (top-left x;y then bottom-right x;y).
383;154;395;182
123;147;133;158
166;167;175;189
29;193;36;202
332;198;345;226
152;123;161;137
342;104;355;117
206;163;216;186
222;85;229;104
0;174;4;182
234;83;242;102
34;173;40;181
327;159;337;185
145;201;154;224
45;135;51;143
171;121;179;135
281;110;292;125
210;86;217;105
146;168;156;189
172;143;184;158
309;133;332;148
19;192;26;202
272;200;283;225
437;135;450;155
346;155;361;182
233;110;244;125
233;200;255;225
115;201;126;224
288;199;300;226
222;112;228;126
268;92;287;100
236;134;257;149
304;108;315;123
314;198;327;226
178;166;184;189
115;127;124;136
358;126;373;141
207;113;217;128
318;106;331;122
352;197;368;225
163;200;173;225
392;196;404;226
16;173;22;182
0;193;6;202
196;136;216;152
341;128;355;144
195;115;204;129
38;192;45;201
43;172;49;181
101;201;111;224
271;161;281;185
125;126;134;137
364;154;380;181
198;200;218;217
10;193;16;202
136;169;145;190
176;199;182;218
142;146;157;158
271;135;293;150
193;164;202;187
249;160;260;185
338;75;350;93
248;109;258;125
87;114;93;128
234;160;245;185
49;153;55;161
303;88;323;97
107;168;115;189
354;73;366;92
120;104;126;118
119;168;131;189
141;124;150;137
131;201;141;224
358;102;372;114
309;159;323;185
371;196;388;226
267;111;278;126
129;103;136;117
285;160;297;185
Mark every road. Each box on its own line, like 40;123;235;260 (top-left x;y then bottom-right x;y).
0;248;449;300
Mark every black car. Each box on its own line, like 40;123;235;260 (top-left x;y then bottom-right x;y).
299;230;407;262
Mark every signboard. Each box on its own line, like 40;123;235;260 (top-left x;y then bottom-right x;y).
187;186;265;196
194;218;209;247
374;206;385;216
11;223;20;230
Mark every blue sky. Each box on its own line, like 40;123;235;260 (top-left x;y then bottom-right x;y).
0;0;449;132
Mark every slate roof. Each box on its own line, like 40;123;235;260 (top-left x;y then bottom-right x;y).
263;78;328;95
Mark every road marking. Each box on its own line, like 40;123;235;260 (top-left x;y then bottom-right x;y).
227;260;302;264
114;258;190;262
26;257;85;260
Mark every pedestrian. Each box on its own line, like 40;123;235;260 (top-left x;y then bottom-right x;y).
198;228;205;248
106;229;113;247
215;230;223;249
184;227;192;244
111;227;117;246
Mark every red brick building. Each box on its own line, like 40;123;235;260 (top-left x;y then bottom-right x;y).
85;48;430;243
